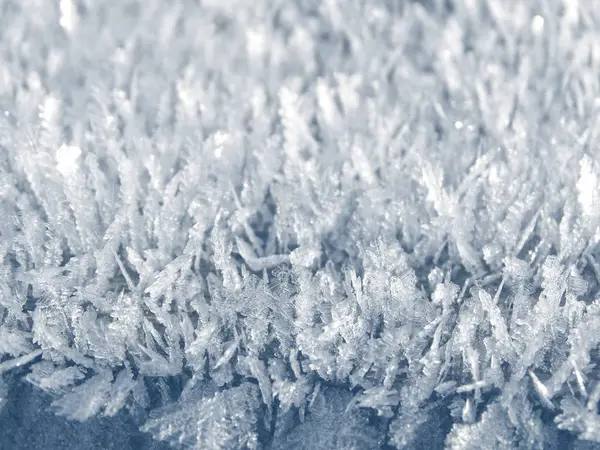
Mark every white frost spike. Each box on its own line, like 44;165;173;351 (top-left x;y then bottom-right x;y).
112;248;136;291
462;397;476;423
531;15;545;35
455;380;491;393
351;146;376;185
434;381;456;394
577;155;600;221
246;27;267;59
572;361;588;397
289;245;321;269
335;72;361;112
588;382;600;411
529;370;555;410
246;356;272;409
38;366;86;392
235;237;290;271
0;349;43;374
290;350;302;379
563;0;580;25
56;144;82;176
59;0;78;33
278;86;317;158
213;130;231;159
316;79;340;128
214;339;239;369
42;96;61;124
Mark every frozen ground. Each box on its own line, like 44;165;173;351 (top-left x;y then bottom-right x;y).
3;0;600;448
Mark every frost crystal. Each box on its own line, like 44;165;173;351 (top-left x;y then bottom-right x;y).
55;144;82;177
59;0;78;33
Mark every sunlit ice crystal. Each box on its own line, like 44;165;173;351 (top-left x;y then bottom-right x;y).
56;144;82;176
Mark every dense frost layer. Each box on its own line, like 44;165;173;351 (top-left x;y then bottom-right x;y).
2;0;600;448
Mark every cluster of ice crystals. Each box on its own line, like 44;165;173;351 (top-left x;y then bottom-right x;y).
2;0;600;448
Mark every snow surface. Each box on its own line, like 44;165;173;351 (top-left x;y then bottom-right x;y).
2;0;600;448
